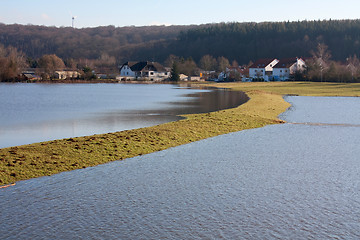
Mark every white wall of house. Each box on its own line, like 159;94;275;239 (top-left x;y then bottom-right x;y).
266;59;279;71
179;74;188;81
273;68;290;80
54;71;80;79
120;65;136;77
249;59;279;80
292;58;307;73
272;58;307;80
141;71;170;81
249;68;266;78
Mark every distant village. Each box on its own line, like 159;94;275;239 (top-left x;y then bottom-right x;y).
20;57;307;83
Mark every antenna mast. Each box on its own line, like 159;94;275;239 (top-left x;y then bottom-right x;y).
72;16;77;28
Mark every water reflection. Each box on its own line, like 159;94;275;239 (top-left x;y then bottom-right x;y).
0;83;248;148
118;89;248;116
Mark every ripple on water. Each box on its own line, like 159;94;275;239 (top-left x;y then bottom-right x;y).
1;96;360;239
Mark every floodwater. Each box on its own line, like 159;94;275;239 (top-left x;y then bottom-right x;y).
0;83;248;148
1;96;360;239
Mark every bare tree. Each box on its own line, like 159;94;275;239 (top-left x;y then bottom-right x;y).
38;54;65;79
199;55;217;71
231;60;239;67
347;55;360;82
217;56;230;73
311;43;331;81
177;57;198;76
164;54;180;68
96;53;116;67
0;45;28;81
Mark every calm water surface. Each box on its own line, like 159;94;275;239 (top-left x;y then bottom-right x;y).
1;96;360;239
0;83;248;148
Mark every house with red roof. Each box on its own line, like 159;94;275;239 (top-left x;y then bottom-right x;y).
272;58;307;81
249;58;279;81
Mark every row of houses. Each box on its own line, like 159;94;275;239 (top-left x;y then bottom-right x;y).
118;58;307;82
22;70;82;81
21;58;307;82
219;57;307;82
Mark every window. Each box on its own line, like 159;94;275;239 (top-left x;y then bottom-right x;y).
150;72;154;75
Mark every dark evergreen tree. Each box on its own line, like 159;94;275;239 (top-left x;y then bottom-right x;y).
170;62;180;81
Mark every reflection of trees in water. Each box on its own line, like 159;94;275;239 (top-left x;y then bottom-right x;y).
196;90;249;113
133;89;249;116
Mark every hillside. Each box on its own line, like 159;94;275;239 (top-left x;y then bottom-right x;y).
0;23;194;61
148;19;360;64
1;19;360;65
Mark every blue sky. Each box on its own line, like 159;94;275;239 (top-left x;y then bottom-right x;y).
1;0;360;28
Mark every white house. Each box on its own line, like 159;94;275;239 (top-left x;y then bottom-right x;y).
54;71;81;80
119;61;137;79
272;58;307;81
119;61;170;81
249;59;279;81
179;74;189;81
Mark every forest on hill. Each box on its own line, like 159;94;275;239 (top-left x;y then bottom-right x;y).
0;23;194;61
1;19;360;65
2;19;360;82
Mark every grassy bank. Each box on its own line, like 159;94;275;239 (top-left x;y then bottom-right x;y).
1;82;359;185
209;81;360;97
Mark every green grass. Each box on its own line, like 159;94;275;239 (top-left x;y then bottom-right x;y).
1;81;359;185
209;81;360;97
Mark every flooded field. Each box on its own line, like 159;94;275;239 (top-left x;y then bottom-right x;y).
0;83;247;148
1;96;360;239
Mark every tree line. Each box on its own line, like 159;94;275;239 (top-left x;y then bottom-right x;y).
305;43;360;82
2;43;360;83
0;44;120;81
2;20;360;64
2;20;360;82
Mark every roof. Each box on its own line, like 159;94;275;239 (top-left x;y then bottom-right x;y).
123;61;138;67
273;58;299;69
121;61;167;72
249;59;277;68
226;66;248;75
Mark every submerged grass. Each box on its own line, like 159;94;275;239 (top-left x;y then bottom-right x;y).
1;82;359;185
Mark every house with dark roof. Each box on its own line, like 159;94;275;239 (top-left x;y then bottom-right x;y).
272;58;307;81
249;58;279;81
119;61;170;81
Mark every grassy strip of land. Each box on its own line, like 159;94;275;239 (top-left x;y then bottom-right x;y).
1;82;359;185
209;81;360;97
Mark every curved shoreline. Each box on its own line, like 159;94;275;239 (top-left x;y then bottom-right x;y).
1;82;359;185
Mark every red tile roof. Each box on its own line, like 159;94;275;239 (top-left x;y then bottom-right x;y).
273;58;299;68
249;59;277;68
